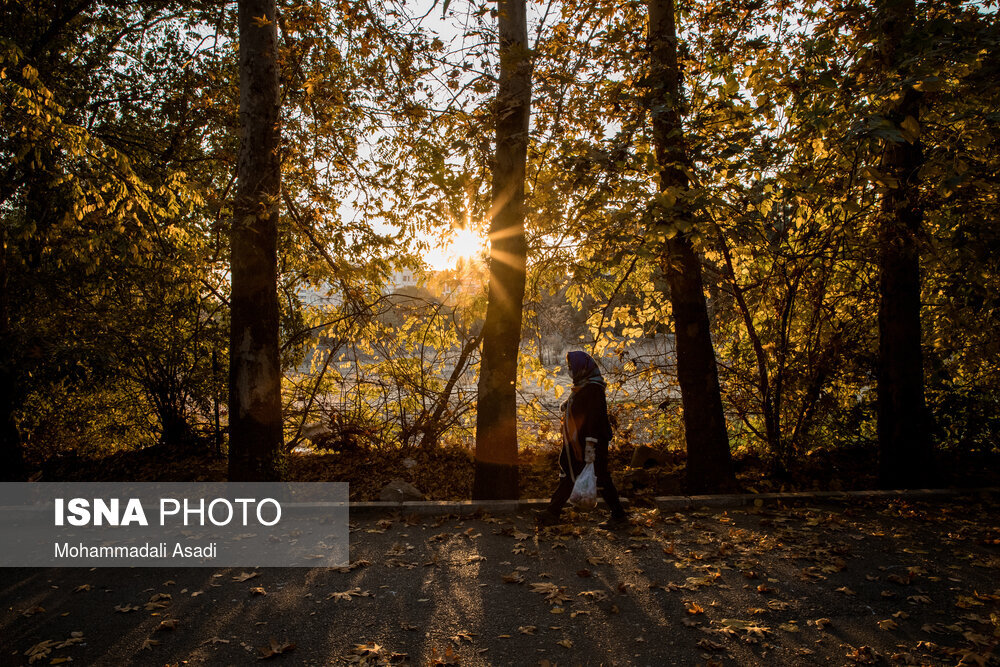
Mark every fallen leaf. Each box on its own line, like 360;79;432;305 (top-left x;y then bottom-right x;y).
721;619;770;637
697;638;725;652
258;638;295;659
326;588;372;602
528;582;570;605
877;619;898;631
233;572;260;582
144;592;172;611
518;626;536;635
686;602;705;615
333;560;371;574
845;645;876;664
139;638;161;651
201;637;230;645
427;645;459;666
958;651;989;667
957;595;985;609
25;639;57;664
157;618;179;631
578;590;608;602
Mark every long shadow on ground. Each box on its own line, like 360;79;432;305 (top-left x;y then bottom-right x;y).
2;495;998;665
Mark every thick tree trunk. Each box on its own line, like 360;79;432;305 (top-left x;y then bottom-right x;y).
877;0;930;488
228;0;284;481
0;224;25;481
647;0;736;494
473;0;532;500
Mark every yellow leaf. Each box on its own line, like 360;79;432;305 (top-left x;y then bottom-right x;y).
139;638;160;651
900;115;920;142
685;602;704;615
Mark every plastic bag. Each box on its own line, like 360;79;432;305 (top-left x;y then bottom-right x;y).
569;462;598;510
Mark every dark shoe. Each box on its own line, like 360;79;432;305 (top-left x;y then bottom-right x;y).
534;508;561;526
597;514;630;530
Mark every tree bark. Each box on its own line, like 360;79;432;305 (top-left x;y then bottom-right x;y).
473;0;532;500
877;0;930;488
228;0;284;481
0;223;25;481
647;0;736;493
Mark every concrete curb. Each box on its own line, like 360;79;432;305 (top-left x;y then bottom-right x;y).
348;487;998;517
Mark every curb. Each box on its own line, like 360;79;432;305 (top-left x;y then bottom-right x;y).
348;487;998;517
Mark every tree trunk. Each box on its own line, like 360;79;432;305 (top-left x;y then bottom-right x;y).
228;0;284;481
0;223;25;481
647;0;736;494
877;0;930;489
473;0;532;500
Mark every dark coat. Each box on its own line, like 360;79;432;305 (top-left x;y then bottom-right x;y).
559;382;614;479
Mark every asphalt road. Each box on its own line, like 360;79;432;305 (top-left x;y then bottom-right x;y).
1;495;998;666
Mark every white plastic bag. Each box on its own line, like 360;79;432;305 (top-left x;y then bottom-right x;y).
569;462;598;510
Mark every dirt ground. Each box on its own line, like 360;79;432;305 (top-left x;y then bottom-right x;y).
2;495;998;665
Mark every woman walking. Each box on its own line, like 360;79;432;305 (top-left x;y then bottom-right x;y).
535;351;629;528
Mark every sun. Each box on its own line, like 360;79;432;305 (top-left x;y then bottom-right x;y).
422;226;487;270
448;226;485;262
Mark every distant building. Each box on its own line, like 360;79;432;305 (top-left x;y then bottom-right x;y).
298;284;342;307
389;269;418;290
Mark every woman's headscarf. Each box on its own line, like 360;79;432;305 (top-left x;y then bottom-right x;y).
567;350;605;390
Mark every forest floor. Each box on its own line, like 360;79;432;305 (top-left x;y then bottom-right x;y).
1;496;998;665
36;440;1000;501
